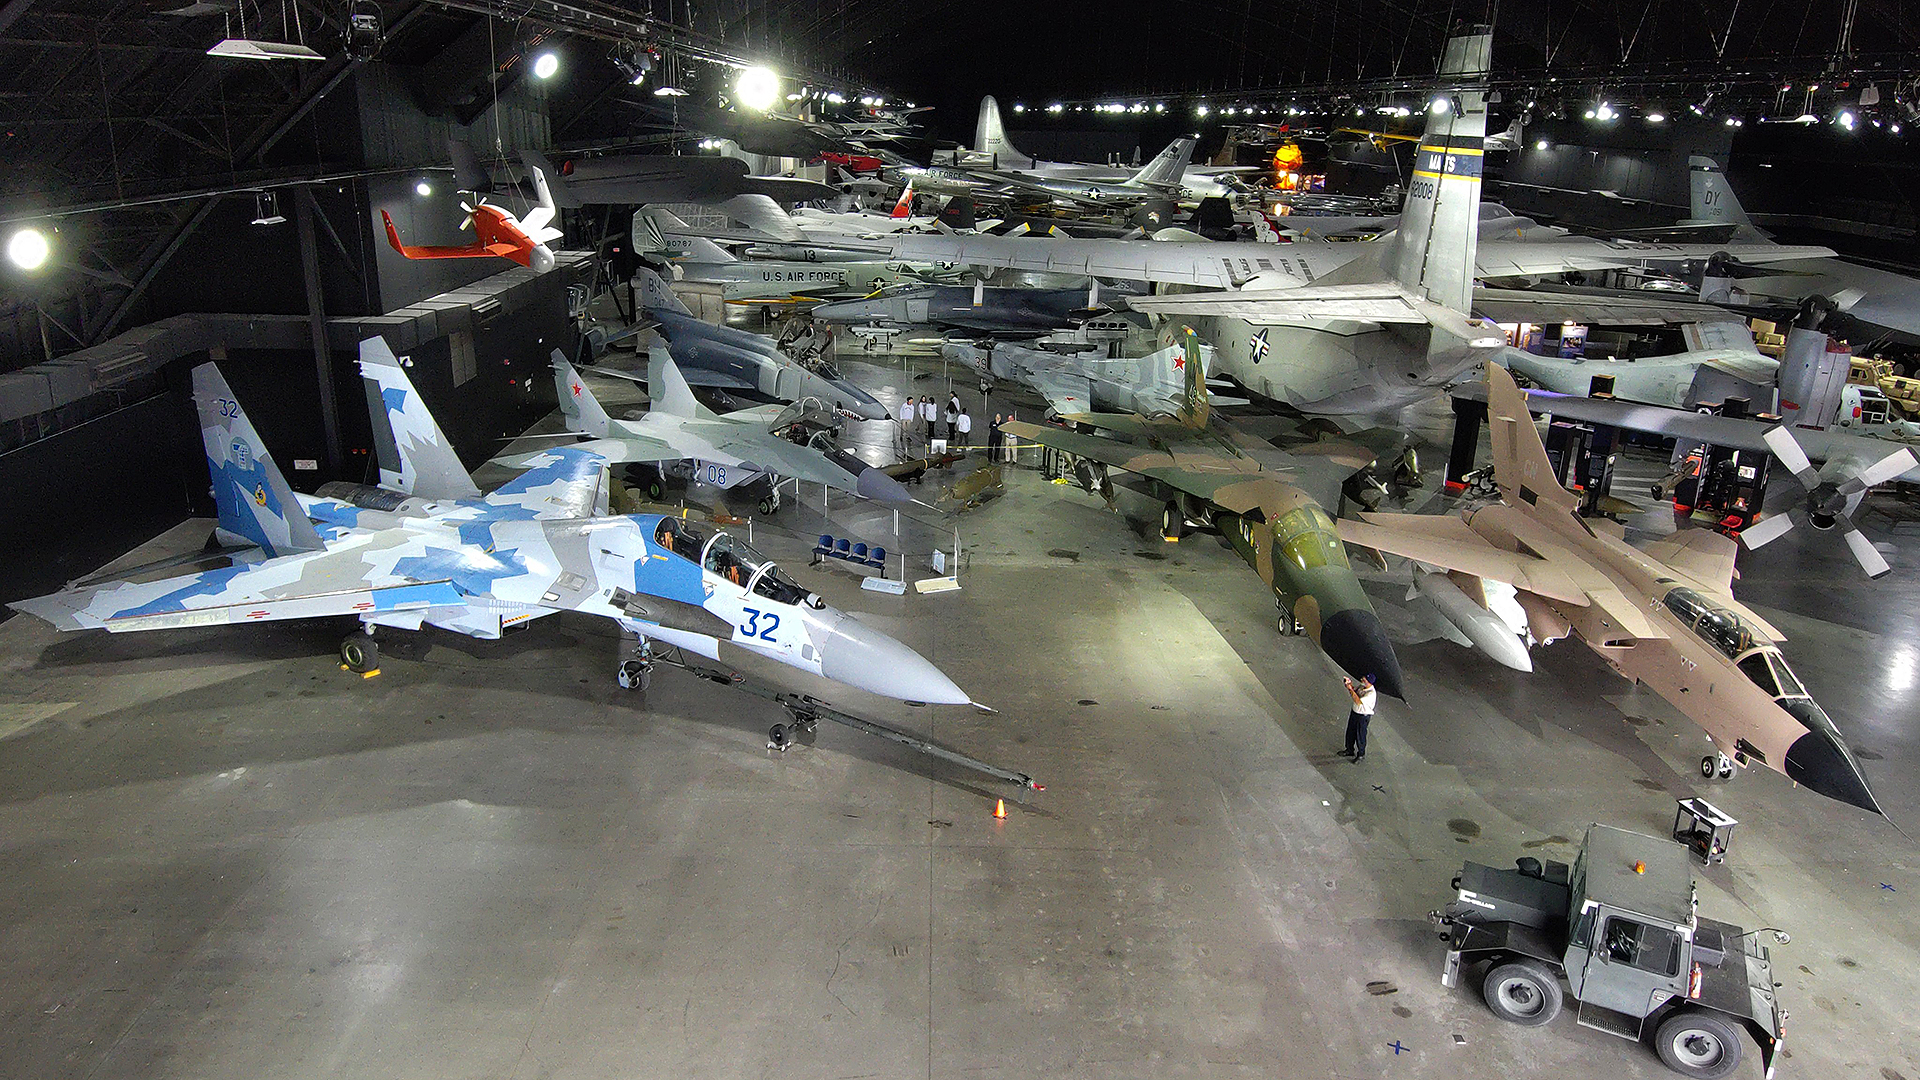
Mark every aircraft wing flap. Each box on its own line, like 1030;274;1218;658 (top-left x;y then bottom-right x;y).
1640;529;1741;594
1000;419;1163;473
1339;514;1593;606
1473;288;1745;326
1128;284;1429;323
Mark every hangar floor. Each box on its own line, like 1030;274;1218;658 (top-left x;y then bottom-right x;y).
1;351;1916;1080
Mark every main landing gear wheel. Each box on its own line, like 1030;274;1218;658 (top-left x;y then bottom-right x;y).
768;716;817;751
1701;753;1735;780
340;634;379;673
1481;960;1563;1027
1160;502;1186;541
1653;1009;1743;1079
758;492;781;516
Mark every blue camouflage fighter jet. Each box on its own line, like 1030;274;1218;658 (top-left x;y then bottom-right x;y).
11;339;971;706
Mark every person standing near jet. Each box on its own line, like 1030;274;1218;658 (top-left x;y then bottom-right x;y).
945;392;961;443
898;395;916;453
921;396;939;446
1338;674;1377;762
956;409;972;448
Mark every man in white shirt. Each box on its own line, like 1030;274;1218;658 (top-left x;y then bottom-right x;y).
955;410;972;447
921;397;939;446
898;396;916;453
1338;674;1377;762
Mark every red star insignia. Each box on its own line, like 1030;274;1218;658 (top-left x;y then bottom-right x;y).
1173;354;1185;369
570;381;582;396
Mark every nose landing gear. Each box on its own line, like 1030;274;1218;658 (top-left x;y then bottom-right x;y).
1700;752;1736;780
618;639;654;692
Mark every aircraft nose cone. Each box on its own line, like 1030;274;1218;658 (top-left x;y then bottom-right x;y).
1317;607;1406;700
1785;729;1884;815
819;614;970;704
856;466;913;504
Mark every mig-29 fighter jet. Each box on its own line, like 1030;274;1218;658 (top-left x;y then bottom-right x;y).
10;339;971;708
1338;362;1885;816
1001;328;1406;697
546;350;914;513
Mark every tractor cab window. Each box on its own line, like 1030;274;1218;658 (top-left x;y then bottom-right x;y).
1600;917;1682;976
654;518;707;561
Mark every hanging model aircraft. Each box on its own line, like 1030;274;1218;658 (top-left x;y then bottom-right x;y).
382;164;563;273
1338;361;1886;816
10;339;971;707
1000;328;1407;697
546;351;915;512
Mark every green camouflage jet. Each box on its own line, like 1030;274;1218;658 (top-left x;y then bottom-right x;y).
1002;328;1405;697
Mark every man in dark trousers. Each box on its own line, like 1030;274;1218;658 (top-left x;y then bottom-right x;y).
1337;674;1377;762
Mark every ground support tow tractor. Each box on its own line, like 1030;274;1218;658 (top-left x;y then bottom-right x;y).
1430;824;1787;1079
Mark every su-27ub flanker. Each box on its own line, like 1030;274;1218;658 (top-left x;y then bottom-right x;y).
11;338;972;711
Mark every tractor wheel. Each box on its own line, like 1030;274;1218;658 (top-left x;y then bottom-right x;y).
1481;960;1562;1027
1652;1009;1743;1079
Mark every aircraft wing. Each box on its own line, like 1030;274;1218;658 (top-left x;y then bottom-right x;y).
1127;284;1433;323
1337;513;1594;606
10;546;466;633
483;445;609;519
1455;383;1920;483
886;235;1239;287
1472;288;1746;326
1129;285;1500;342
1640;528;1740;594
1022;368;1100;415
1476;239;1835;278
1001;419;1282;511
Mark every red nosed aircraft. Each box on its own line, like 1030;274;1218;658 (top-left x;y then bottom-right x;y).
382;165;563;273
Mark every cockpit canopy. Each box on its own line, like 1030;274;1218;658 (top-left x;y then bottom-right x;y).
1661;586;1765;659
1664;585;1832;734
654;517;816;608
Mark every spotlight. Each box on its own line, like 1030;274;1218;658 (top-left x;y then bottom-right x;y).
1534;139;1550;150
1838;110;1857;130
532;51;558;79
1594;101;1616;121
7;227;49;270
415;179;433;197
610;41;653;85
1012;103;1025;113
1429;96;1450;115
1646;112;1665;123
735;65;779;111
653;85;687;97
1046;103;1062;113
1196;104;1209;118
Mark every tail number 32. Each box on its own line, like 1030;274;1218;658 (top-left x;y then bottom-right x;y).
739;607;780;641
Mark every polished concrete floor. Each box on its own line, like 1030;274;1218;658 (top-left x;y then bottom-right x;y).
1;350;1917;1080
